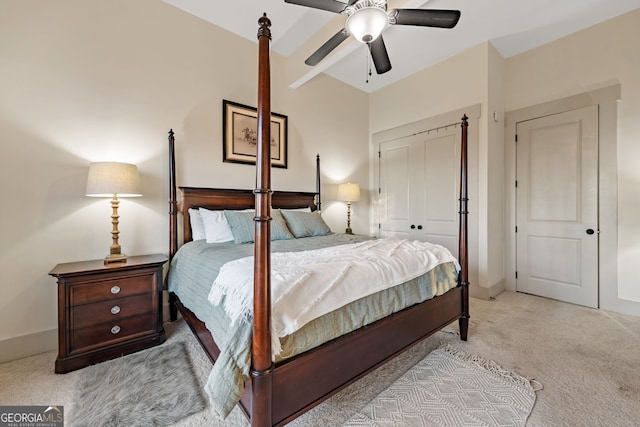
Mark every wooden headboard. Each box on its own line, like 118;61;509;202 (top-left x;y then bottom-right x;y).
168;127;322;257
169;129;322;259
177;187;318;244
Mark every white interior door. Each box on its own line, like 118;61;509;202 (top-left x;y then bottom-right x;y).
516;105;598;307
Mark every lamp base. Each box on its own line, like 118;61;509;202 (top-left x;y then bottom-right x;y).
104;253;127;265
344;202;354;235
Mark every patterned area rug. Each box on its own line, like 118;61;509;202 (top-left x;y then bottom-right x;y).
345;344;538;426
71;341;206;427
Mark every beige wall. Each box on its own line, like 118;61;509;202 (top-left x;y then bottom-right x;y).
369;44;487;135
0;0;369;357
485;44;506;290
504;9;640;313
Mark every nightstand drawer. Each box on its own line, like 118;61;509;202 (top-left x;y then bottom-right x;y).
72;293;153;329
71;312;156;352
71;274;154;305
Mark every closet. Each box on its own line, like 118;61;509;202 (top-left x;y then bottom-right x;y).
377;125;460;257
373;105;480;296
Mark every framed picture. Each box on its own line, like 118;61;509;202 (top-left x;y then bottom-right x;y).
222;99;288;168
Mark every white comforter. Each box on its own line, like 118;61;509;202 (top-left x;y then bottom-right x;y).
208;237;458;357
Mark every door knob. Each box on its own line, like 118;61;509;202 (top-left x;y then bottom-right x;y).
410;225;416;229
586;228;595;235
417;225;423;230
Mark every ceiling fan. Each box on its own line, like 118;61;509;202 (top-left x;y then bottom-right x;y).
284;0;461;75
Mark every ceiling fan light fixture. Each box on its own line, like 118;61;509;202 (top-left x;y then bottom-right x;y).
346;6;388;43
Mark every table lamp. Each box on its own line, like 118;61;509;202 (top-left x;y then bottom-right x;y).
86;162;141;264
337;182;360;234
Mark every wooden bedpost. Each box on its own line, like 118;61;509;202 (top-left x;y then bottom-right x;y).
252;13;273;427
315;154;321;211
168;129;179;322
168;129;178;261
458;115;470;341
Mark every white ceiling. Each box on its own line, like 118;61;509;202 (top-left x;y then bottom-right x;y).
162;0;640;93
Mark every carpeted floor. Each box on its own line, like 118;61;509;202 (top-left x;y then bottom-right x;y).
72;341;206;427
345;343;538;426
0;291;638;426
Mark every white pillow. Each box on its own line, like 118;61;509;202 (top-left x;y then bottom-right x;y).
199;208;234;243
188;208;206;241
282;207;312;212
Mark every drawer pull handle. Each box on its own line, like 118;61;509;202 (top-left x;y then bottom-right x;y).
110;285;121;294
110;305;121;315
111;325;121;334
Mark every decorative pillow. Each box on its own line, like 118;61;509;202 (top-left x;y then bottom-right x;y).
188;208;206;241
280;210;332;238
199;208;234;243
224;209;294;244
271;210;295;240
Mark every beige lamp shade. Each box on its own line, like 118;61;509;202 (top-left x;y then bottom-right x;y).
86;161;141;264
337;182;361;203
86;162;142;197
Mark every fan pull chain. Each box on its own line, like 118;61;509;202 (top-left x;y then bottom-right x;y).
366;43;372;84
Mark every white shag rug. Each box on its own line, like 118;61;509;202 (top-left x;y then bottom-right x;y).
345;344;539;426
71;341;206;427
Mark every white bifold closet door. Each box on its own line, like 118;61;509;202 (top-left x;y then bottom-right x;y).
378;125;460;258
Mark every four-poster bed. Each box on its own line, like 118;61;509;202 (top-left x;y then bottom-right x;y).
167;14;469;427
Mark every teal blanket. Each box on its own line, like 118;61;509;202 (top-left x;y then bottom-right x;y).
167;235;458;419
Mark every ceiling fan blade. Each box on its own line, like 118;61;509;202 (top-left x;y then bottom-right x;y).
305;29;350;66
390;9;461;28
369;35;392;74
284;0;348;14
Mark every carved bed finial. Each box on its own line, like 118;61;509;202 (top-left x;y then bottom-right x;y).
258;13;272;40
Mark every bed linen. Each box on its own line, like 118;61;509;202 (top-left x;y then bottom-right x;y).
209;238;459;357
167;234;458;419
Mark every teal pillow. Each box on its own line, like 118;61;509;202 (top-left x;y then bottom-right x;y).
270;210;295;241
224;210;294;244
281;210;332;238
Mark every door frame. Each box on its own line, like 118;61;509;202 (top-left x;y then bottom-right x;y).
504;85;622;311
515;106;599;307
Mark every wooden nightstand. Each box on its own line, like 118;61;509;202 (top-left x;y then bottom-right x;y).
49;254;167;373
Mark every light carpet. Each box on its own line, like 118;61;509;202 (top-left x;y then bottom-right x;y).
71;341;206;427
3;292;638;426
345;343;539;427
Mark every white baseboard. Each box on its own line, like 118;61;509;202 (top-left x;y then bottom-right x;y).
0;329;57;364
469;279;505;300
602;295;640;317
162;299;171;322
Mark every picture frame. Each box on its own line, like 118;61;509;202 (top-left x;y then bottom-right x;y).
222;99;288;168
